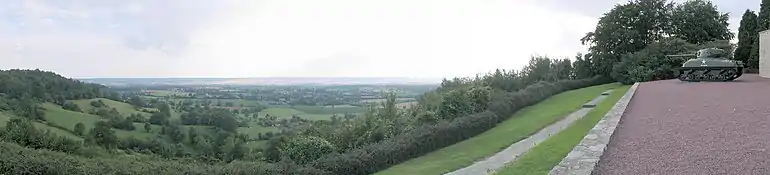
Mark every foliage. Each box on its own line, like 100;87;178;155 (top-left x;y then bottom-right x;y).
669;0;733;44
0;141;330;175
581;0;733;80
279;135;336;164
1;118;83;154
311;76;611;175
737;10;760;69
73;123;85;136
759;0;770;31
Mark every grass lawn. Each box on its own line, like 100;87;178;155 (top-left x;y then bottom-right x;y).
374;83;623;175
493;85;631;175
70;98;151;116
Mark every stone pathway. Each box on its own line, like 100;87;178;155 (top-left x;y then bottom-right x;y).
444;90;614;175
548;83;638;175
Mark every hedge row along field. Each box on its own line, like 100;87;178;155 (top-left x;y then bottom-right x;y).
0;141;327;175
311;76;613;175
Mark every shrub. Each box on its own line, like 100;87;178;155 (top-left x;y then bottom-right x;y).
0;141;331;175
311;76;611;174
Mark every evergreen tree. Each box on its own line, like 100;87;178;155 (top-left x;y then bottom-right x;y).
736;10;759;68
759;0;770;31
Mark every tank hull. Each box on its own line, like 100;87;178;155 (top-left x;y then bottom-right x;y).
677;66;743;82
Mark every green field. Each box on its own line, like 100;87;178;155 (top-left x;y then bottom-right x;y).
291;105;366;114
259;107;337;120
144;90;191;97
374;83;623;175
41;102;171;141
0;112;10;124
42;103;103;132
169;98;262;107
494;85;631;175
70;98;151;116
1;110;84;141
360;98;416;104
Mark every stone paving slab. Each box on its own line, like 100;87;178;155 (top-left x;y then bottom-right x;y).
548;83;640;175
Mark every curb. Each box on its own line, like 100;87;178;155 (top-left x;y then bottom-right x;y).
548;82;640;175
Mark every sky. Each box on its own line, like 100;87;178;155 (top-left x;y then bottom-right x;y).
0;0;761;79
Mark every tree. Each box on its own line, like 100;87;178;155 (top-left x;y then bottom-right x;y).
736;10;759;68
74;123;85;136
144;122;152;132
188;128;199;144
580;0;674;76
583;0;733;82
759;0;770;31
87;121;118;149
669;0;733;44
279;136;336;164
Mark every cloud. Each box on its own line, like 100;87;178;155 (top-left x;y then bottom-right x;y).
0;0;756;78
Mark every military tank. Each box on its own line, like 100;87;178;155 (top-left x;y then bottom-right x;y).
667;48;744;82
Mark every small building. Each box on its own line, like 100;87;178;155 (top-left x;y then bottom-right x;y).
760;29;770;78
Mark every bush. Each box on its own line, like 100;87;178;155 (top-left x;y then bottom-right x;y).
311;76;611;175
0;141;331;175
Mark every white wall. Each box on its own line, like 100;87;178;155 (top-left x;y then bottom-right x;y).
760;30;770;78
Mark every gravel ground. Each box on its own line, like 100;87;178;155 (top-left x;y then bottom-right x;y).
594;75;770;175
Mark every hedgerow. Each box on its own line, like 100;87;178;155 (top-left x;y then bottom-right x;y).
311;76;612;174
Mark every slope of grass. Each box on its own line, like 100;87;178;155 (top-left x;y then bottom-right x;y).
374;83;623;175
0;112;10;124
1;110;84;141
493;85;631;175
70;98;151;116
42;103;102;132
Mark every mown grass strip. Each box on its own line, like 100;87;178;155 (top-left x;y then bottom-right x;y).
492;85;631;175
374;83;623;175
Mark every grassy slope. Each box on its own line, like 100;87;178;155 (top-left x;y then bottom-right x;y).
70;98;151;116
374;83;623;175
42;103;169;140
0;112;10;124
494;85;631;175
42;103;102;132
0;110;83;141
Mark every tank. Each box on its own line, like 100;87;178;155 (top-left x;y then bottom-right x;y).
666;48;744;82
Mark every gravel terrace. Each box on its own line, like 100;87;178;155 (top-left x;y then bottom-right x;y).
594;74;770;175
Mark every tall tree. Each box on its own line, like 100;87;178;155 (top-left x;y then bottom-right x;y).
669;0;733;44
580;0;674;75
759;0;770;31
736;10;759;68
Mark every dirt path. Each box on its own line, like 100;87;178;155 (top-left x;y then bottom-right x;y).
594;75;770;175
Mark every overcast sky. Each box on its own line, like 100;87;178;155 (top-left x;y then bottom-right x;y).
0;0;761;78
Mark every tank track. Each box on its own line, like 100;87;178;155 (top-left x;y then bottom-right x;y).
678;67;742;82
